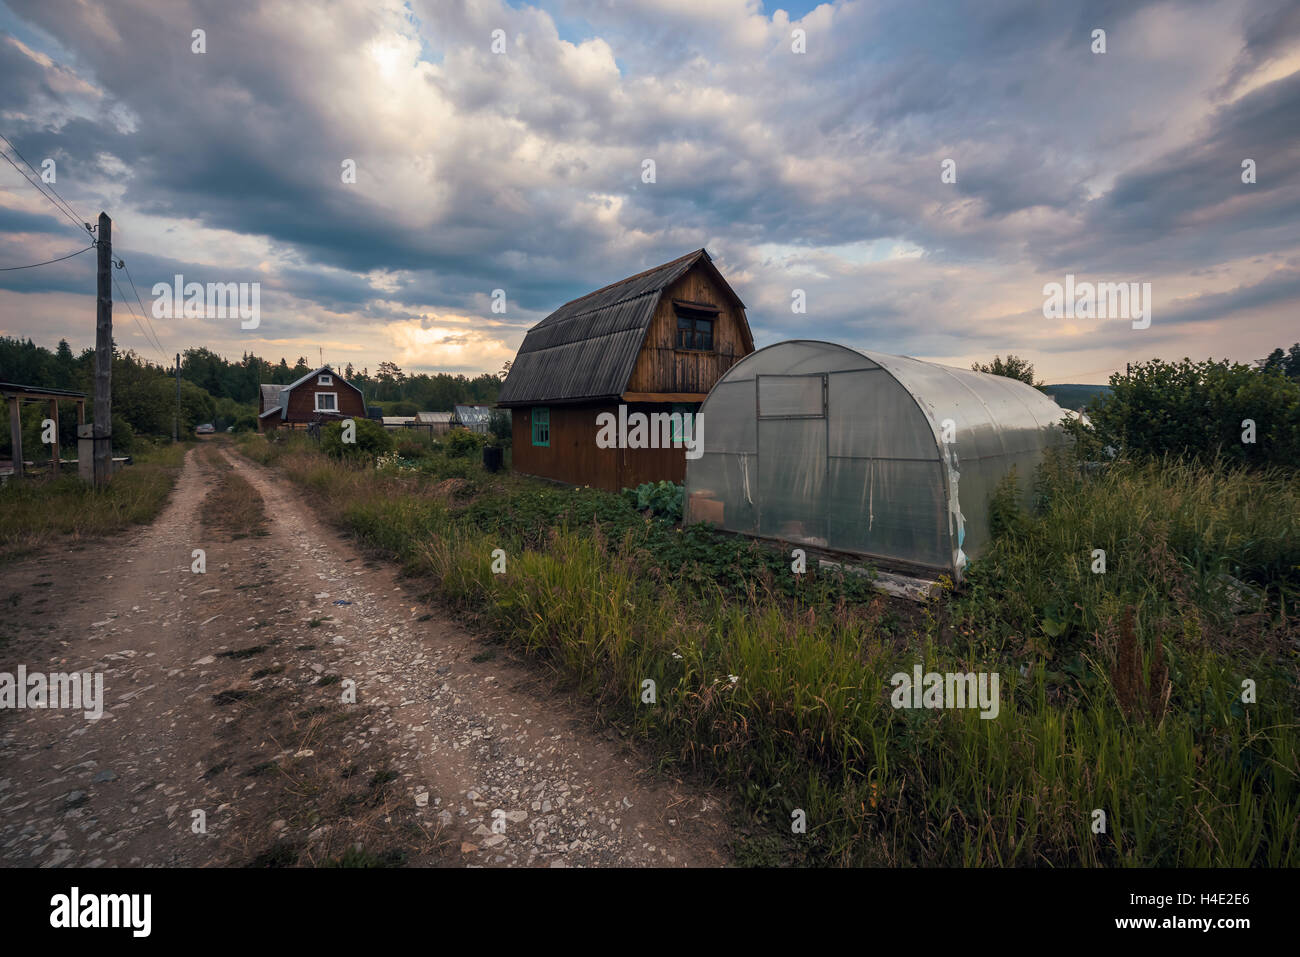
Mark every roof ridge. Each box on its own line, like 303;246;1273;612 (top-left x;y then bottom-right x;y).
548;248;706;316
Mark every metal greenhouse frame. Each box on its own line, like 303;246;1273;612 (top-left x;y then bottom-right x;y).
683;340;1069;580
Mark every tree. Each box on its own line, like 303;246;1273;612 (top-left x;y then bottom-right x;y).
972;354;1043;388
1086;356;1300;468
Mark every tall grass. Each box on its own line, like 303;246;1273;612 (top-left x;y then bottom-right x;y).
0;441;188;558
237;435;1299;866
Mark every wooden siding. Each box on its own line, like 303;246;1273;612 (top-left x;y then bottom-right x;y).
510;402;689;492
624;263;751;397
262;378;365;430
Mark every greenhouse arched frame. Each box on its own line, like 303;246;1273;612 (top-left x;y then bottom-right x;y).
683;340;1069;580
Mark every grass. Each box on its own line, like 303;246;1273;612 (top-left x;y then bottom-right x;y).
199;443;271;540
236;432;1300;867
0;440;188;561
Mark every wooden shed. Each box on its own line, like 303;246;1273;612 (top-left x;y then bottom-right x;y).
497;249;754;491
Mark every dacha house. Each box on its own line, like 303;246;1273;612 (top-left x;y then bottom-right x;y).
496;249;754;491
258;365;366;432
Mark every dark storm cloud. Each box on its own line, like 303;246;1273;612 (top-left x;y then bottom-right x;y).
1;0;1298;376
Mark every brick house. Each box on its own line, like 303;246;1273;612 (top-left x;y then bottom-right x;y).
257;366;366;432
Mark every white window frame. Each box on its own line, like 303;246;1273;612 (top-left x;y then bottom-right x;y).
315;391;339;412
318;374;333;386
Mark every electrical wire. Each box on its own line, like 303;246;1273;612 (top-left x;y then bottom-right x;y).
0;142;92;238
0;243;96;270
0;131;89;233
117;258;168;360
113;273;169;366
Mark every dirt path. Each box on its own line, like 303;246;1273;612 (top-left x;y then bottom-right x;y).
0;443;730;867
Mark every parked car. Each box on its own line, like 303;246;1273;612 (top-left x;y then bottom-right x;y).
195;423;216;434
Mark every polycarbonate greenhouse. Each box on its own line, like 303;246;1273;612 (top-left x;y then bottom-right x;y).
683;340;1069;580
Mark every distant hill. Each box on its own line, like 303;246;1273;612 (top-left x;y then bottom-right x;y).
1043;383;1112;410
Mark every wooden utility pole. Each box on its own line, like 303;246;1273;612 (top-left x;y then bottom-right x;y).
94;211;112;486
174;352;180;443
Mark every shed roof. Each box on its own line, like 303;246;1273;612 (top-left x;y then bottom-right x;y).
497;249;745;406
0;381;86;400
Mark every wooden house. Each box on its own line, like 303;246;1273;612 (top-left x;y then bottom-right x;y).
258;365;366;432
496;249;754;491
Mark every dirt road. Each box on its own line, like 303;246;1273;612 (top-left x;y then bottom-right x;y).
0;443;729;867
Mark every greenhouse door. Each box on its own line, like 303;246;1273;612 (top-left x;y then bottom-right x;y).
756;374;828;545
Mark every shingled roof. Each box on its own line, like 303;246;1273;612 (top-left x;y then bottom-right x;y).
497;249;744;406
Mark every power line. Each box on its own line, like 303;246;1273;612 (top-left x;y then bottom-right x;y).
112;273;169;365
1;129;170;367
117;257;167;359
0;132;88;233
0;243;96;271
0;141;91;238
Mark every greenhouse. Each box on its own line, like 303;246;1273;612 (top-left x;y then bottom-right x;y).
683;340;1070;580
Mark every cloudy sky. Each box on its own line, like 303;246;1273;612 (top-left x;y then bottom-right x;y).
1;0;1297;384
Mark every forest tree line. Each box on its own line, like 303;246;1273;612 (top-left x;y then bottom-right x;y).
0;336;504;456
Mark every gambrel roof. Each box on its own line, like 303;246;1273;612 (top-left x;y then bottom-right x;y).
496;249;746;406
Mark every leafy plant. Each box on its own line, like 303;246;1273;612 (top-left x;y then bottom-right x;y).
623;480;684;521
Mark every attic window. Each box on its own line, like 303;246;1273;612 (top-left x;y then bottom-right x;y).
675;305;717;352
315;392;338;412
318;374;333;386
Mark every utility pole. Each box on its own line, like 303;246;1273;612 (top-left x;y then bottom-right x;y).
174;352;181;443
93;211;112;486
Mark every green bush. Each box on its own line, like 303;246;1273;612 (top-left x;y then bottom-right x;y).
395;436;431;459
1086;358;1300;468
444;427;487;457
111;413;135;454
321;417;393;460
231;413;259;433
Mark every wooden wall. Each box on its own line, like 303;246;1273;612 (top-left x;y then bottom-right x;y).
625;262;752;397
511;402;689;492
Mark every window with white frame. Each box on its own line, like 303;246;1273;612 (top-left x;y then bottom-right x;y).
315;392;338;412
318;374;333;386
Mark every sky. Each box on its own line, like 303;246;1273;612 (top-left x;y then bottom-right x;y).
0;0;1297;384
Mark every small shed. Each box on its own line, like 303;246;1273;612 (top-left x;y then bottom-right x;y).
683;340;1069;580
497;248;754;491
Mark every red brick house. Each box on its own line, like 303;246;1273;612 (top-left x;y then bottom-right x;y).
258;366;366;432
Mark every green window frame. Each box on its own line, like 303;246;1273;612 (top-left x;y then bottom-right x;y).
670;403;696;443
531;406;550;447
